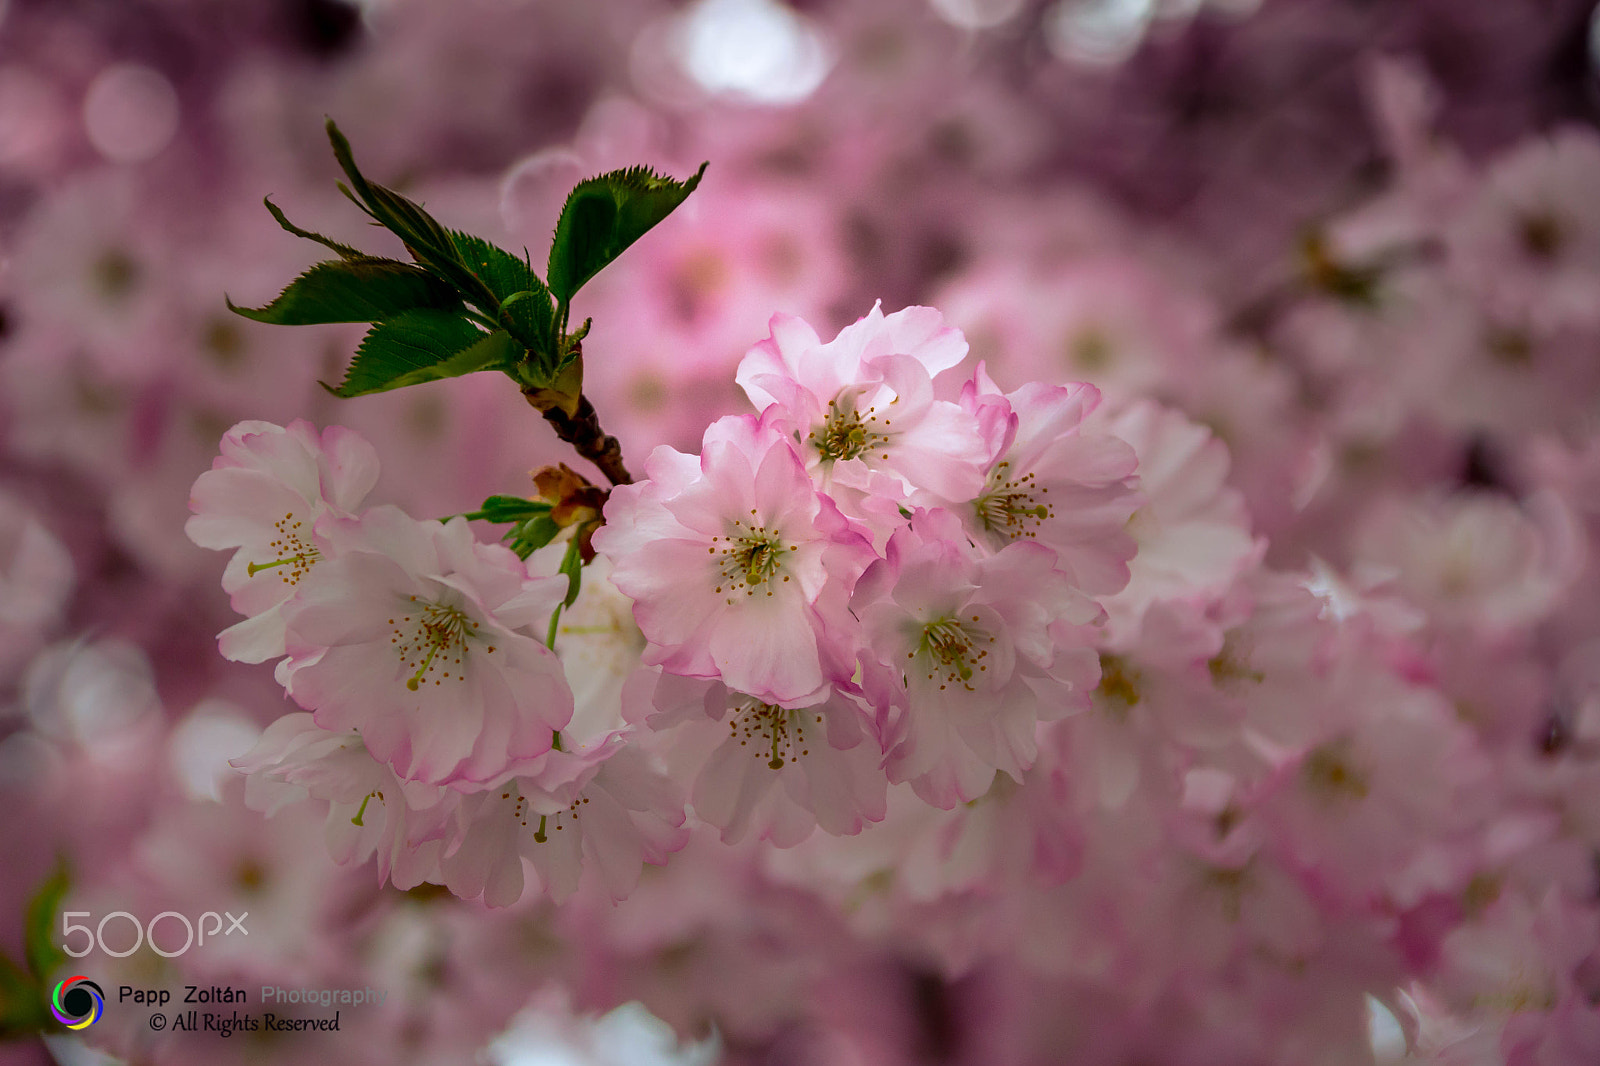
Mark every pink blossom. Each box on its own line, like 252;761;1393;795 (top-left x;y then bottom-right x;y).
934;256;1215;409
594;414;873;706
735;304;990;511
230;713;457;893
1448;129;1600;332
277;505;573;787
1253;660;1495;907
185;419;379;663
1353;490;1581;634
1098;400;1263;642
944;365;1142;595
440;745;688;905
854;508;1104;807
629;669;887;846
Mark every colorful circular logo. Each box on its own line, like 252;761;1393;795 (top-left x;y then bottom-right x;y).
50;977;105;1030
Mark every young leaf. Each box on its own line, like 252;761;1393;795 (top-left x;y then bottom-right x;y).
0;949;44;1038
262;197;367;260
461;496;554;524
501;290;556;364
23;862;68;982
451;232;537;302
228;258;462;325
451;232;557;355
546;162;708;302
330;313;521;397
324;120;499;312
506;514;562;558
557;536;584;607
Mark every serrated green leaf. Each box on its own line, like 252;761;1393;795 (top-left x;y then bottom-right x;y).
325;120;499;312
24;862;68;982
262;197;367;260
450;232;557;355
464;496;553;524
546;162;708;302
501;290;556;361
228;258;463;325
450;232;537;302
330;312;520;397
564;316;591;351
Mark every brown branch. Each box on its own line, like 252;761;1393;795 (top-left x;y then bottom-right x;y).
525;390;633;486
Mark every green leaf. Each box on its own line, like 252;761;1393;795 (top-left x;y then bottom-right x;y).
0;949;44;1038
23;862;68;982
450;232;558;355
506;515;561;558
330;312;520;397
262;197;367;260
228;258;463;325
546;162;708;302
450;232;537;302
502;290;557;364
324;120;498;312
462;496;553;524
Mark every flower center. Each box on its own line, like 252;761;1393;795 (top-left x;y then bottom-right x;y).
1518;210;1564;262
1097;654;1141;720
1302;740;1369;801
246;511;321;585
91;247;140;302
710;518;796;602
390;598;485;691
914;617;991;691
728;700;820;770
499;787;589;843
974;461;1052;540
809;395;893;463
1485;324;1533;367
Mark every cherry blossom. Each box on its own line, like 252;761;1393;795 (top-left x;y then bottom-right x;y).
441;744;688;905
594;414;874;706
185;419;379;663
940;364;1142;595
1097;400;1263;642
629;669;887;846
735;304;991;515
231;713;457;893
277;505;574;787
21;8;1600;1060
854;508;1104;806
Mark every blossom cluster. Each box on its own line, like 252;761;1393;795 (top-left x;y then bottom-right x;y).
8;2;1600;1064
193;303;1152;904
186;419;682;906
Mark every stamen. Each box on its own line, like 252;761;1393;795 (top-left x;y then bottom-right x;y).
712;518;792;598
245;512;321;584
728;700;810;770
394;601;474;691
350;790;382;827
811;395;892;463
974;462;1053;540
914;617;992;691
